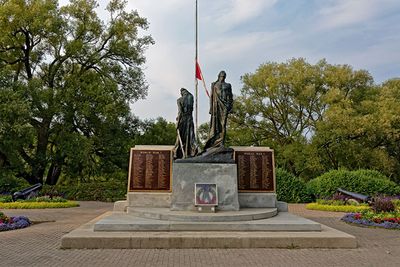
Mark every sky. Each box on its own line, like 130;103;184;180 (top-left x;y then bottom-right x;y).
61;0;400;124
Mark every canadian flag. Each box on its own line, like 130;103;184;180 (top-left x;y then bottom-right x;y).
196;61;210;97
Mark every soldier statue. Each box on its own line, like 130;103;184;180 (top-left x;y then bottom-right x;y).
174;88;197;159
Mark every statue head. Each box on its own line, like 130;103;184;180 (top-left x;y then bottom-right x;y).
180;88;188;96
218;71;226;81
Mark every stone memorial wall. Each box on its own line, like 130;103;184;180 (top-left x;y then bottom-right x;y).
128;148;172;192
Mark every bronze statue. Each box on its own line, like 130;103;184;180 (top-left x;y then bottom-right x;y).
174;88;197;159
204;71;233;150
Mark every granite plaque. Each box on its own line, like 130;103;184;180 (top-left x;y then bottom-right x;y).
128;149;172;192
234;150;275;192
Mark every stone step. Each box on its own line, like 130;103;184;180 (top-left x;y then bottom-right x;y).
93;212;321;232
127;207;278;222
62;212;357;249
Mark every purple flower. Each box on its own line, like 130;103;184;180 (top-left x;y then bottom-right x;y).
0;216;31;232
341;213;400;229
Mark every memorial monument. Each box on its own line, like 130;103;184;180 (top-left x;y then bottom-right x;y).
61;70;357;249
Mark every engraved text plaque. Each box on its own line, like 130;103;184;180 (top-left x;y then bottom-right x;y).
128;149;172;191
234;150;275;192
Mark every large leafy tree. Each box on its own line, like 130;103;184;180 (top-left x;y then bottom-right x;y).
0;0;153;185
313;78;400;181
231;58;375;178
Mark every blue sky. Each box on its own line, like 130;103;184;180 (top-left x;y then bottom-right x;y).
61;0;400;123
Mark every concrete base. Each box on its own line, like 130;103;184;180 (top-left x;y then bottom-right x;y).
113;200;128;212
277;201;288;212
126;207;277;222
94;211;322;232
171;163;240;211
127;192;171;208
238;193;277;208
61;212;357;249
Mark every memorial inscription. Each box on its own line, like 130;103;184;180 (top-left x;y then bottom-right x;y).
128;149;172;191
234;150;275;192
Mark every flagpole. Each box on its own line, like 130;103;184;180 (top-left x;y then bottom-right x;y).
195;0;199;139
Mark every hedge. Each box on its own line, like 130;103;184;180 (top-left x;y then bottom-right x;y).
41;180;127;202
0;201;79;209
0;174;30;194
306;203;371;213
276;168;312;203
307;169;400;198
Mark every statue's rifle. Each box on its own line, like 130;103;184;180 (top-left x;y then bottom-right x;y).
176;128;186;159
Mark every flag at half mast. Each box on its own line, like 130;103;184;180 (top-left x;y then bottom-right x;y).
196;61;210;97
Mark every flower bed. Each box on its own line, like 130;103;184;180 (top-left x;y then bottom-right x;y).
341;212;400;229
0;195;79;209
306;203;370;213
0;201;79;209
0;212;31;232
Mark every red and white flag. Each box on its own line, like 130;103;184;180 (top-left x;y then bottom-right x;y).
196;61;210;97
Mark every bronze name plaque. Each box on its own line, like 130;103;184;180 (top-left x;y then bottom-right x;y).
234;150;275;192
128;149;172;191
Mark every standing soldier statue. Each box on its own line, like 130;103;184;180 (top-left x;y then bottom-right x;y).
174;88;197;159
203;71;233;150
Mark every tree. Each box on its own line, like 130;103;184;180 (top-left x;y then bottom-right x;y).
134;117;176;146
0;0;153;185
313;78;400;181
230;58;375;178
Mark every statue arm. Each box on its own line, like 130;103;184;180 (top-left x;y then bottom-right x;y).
176;99;183;124
227;84;233;112
209;82;215;114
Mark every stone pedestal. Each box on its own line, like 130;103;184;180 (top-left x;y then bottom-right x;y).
238;192;277;208
127;192;171;208
171;163;240;211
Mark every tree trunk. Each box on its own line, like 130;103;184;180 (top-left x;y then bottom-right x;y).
46;163;62;185
0;151;9;167
30;118;51;185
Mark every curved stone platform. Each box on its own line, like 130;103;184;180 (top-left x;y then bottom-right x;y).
62;212;357;248
93;211;321;232
127;207;278;222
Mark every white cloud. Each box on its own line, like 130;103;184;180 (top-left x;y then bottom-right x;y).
209;0;278;31
316;0;400;30
327;36;400;72
203;30;290;61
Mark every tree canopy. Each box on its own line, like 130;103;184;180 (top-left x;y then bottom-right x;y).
230;58;400;181
0;0;153;185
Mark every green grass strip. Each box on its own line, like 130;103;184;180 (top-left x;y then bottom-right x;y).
306;203;371;213
0;201;79;209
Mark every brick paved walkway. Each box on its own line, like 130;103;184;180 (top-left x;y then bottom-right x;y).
1;202;400;267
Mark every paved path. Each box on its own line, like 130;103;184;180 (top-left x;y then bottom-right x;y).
1;202;400;267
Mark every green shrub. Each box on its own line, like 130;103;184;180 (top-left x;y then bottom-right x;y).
307;169;400;198
276;168;312;203
0;195;13;203
0;201;79;209
306;203;371;212
41;180;127;202
0;173;30;194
